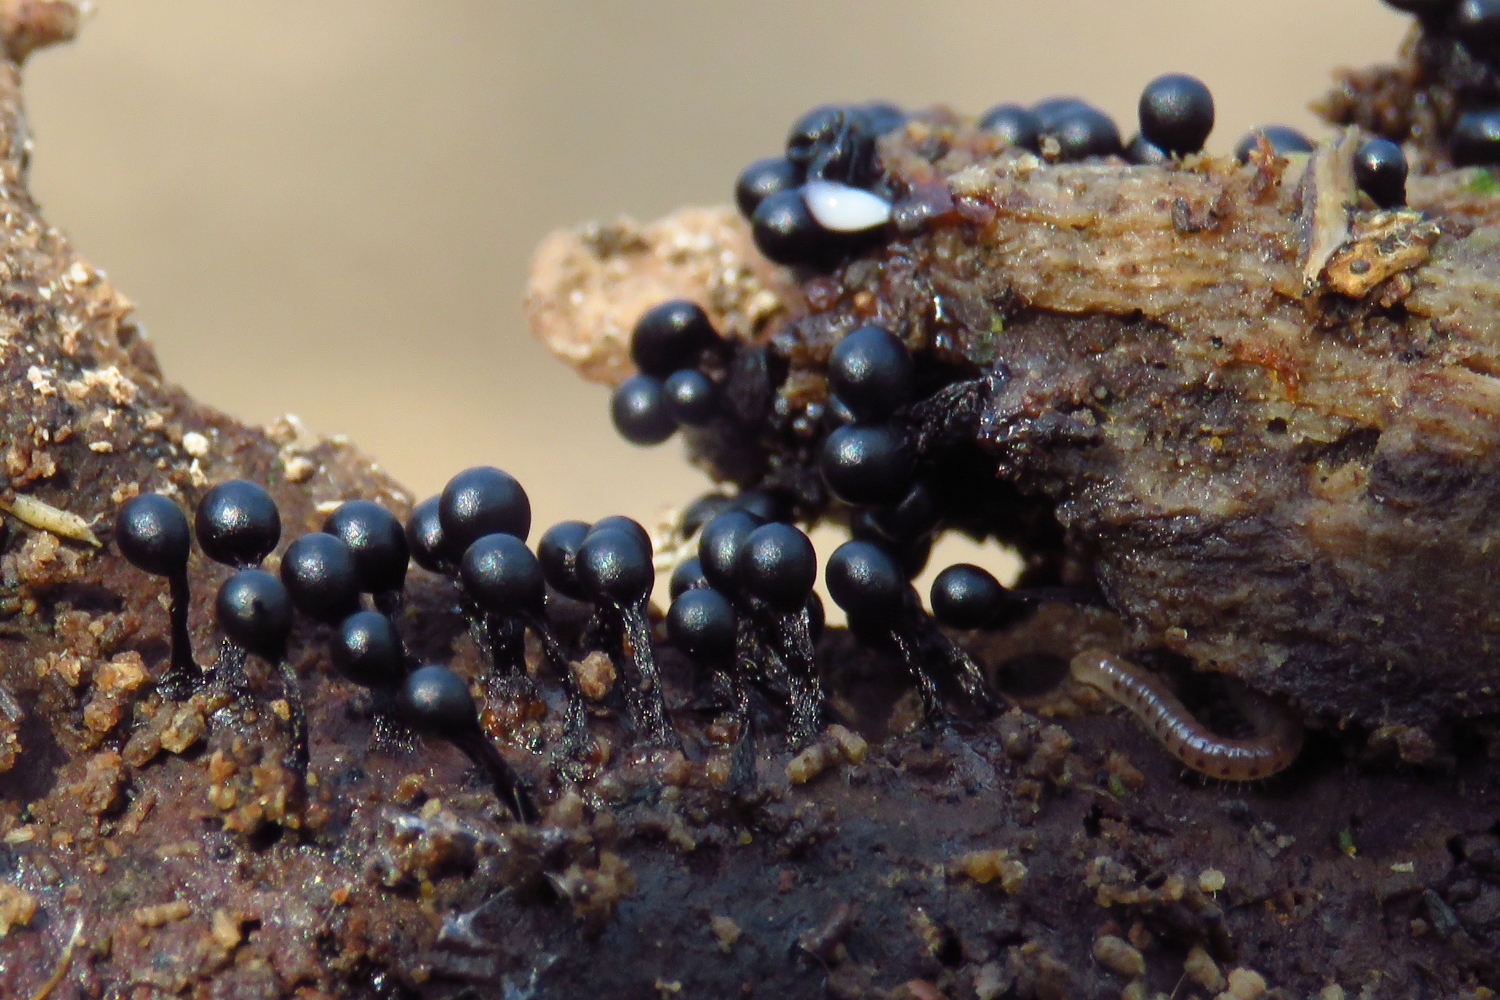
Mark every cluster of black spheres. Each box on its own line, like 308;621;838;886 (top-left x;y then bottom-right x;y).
978;74;1212;164
980;95;1125;161
976;73;1409;207
116;464;735;823
982;74;1406;207
409;468;680;756
736;101;904;270
118;480;304;777
668;508;824;764
118;460;1078;823
116;475;539;822
611;292;1069;734
819;325;918;509
722;71;1417;283
610;300;728;445
662;491;1062;756
1381;0;1500;166
592;69;1431;781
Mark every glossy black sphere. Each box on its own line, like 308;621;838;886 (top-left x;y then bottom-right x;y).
1032;96;1092;131
859;101;906;136
1456;0;1500;47
323;500;408;594
398;664;478;735
750;188;830;268
733;488;793;524
1049;105;1123;161
576;528;654;604
195;479;281;568
786;104;846;168
868;479;940;542
698;509;764;592
930;564;1007;630
587;515;653;553
669;556;709;599
681;493;737;538
667;587;737;665
331;610;406;689
281;532;361;624
631;299;720;378
847;505;887;543
820;423;917;507
1126;134;1170;165
1453;109;1500;166
1354;137;1408;208
406;496;448;574
735;156;802;219
611;374;677;446
825;539;905;620
1138;73;1214;156
1234;125;1313;162
538;519;591;600
664;368;718;426
899;534;932;580
828;325;914;421
460;532;545;614
977;103;1042;152
682;489;791;534
784;104;878;186
116;493;191;577
808;131;877;187
738;522;817;610
439;466;532;556
216;569;293;660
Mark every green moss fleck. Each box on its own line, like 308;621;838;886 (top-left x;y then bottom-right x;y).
1466;169;1500;195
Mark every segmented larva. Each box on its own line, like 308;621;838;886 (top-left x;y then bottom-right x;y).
1070;648;1303;781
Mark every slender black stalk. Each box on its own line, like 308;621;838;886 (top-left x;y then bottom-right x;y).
211;639;252;698
749;602;822;747
483;613;527;679
160;570;203;698
369;688;418;754
457;592;494;666
452;730;538;823
520;610;589;757
275;653;309;776
730;616;765;787
888;627;946;728
728;657;758;791
618;601;680;749
922;622;997;715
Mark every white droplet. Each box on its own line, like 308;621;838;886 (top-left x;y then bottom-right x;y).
801;180;891;232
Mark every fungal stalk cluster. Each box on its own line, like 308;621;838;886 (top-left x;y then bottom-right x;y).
107;63;1416;838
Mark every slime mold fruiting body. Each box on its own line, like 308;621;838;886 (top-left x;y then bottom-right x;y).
7;3;1500;996
528;0;1500;780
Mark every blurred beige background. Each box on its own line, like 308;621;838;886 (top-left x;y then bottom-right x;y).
18;1;1409;595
